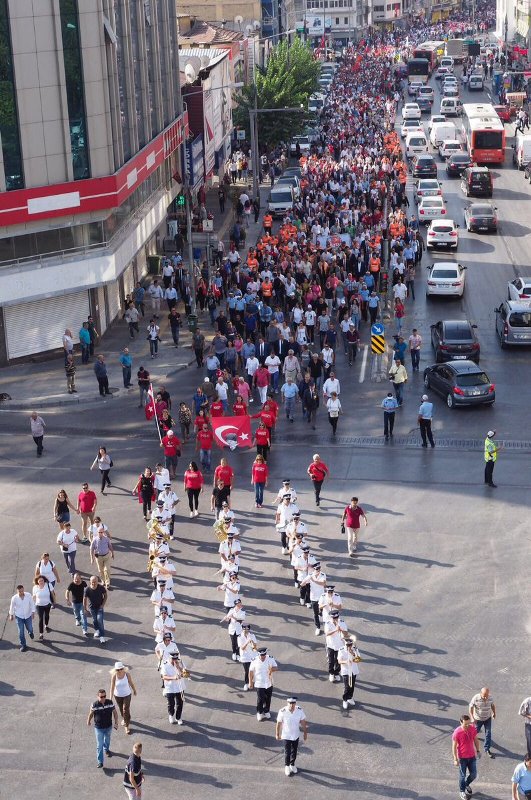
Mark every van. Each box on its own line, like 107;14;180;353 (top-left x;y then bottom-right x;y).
495;299;531;347
405;131;428;157
429;121;457;148
268;185;294;218
468;73;484;91
460;166;493;197
440;56;454;71
440;97;462;117
308;93;325;114
513;132;531;168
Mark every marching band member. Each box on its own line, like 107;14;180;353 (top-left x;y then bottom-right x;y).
318;585;343;624
220;597;246;661
275;494;297;555
338;637;360;710
217;501;235;527
150;577;175;617
161;647;189;725
217;571;241;610
274;479;298;508
218;531;241;566
157;483;180;538
324;610;348;682
237;623;257;690
288;532;306;587
295;546;316;604
217;553;239;576
155;632;176;668
299;562;327;635
275;697;308;777
151;555;176;591
153;606;176;643
249;647;278;721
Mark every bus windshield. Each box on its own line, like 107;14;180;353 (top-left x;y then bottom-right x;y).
475;131;503;149
408;58;429;77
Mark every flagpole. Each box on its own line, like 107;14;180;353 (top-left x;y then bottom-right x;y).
148;382;163;443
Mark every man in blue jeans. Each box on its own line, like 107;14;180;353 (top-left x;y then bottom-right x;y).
83;575;108;644
87;689;118;768
79;322;91;364
469;687;496;757
281;377;298;422
8;585;35;652
452;714;481;800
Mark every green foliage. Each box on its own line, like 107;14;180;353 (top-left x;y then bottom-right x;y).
234;38;320;149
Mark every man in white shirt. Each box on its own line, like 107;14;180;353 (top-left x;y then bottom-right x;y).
276;697;308;776
321;345;335;378
275;495;298;555
215;376;229;413
148;279;164;317
265;352;281;394
299;562;327;635
274;479;298;506
237;623;257;690
295;546;317;603
220;597;246;661
318;585;343;624
245;355;260;393
218;531;241;566
150;578;174;617
249;648;278;721
154;464;171;493
153;606;176;643
338;637;360;709
322;372;340;401
161;648;188;724
324;610;349;682
155;632;176;669
9;584;36;651
164;285;178;310
393;279;407;303
305;307;316;344
158;483;180;538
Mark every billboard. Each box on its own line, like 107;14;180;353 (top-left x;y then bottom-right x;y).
306;14;332;34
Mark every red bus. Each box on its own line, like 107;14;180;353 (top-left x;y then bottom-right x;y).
462;104;506;164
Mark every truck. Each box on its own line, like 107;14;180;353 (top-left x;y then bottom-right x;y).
445;38;466;64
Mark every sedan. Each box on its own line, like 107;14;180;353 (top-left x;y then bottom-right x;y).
446;152;473;176
414;178;442;203
423;361;495;407
413;154;438;179
402;103;421;120
430;320;480;363
426;219;459;249
464;203;498;233
401;119;424;138
443;85;460;98
408;81;423;96
508;277;531;300
418;196;447;222
436;66;450;80
426;262;467;297
494;104;513;122
439;139;463;159
417;86;434;103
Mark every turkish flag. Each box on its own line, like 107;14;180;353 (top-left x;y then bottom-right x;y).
211;415;252;451
145;384;156;421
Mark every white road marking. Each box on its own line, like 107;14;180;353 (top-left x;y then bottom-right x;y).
359;344;368;382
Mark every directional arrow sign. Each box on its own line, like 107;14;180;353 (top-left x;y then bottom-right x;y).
371;322;385;336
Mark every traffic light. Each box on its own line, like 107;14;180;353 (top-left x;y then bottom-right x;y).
177;193;185;207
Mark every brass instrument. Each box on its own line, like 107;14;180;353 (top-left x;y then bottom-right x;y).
213;518;229;542
147;519;171;542
147;553;156;573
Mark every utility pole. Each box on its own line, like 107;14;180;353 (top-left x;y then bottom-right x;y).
250;86;260;201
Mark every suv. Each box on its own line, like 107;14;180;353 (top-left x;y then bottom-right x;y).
413;154;438;178
461;166;493;197
495;299;531;347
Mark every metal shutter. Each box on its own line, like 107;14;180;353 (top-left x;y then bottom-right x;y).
97;285;107;335
107;279;121;325
5;291;90;359
123;263;135;299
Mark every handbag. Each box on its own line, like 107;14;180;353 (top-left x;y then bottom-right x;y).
340;523;346;534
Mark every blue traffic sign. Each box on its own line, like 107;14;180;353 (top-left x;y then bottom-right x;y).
371;323;385;336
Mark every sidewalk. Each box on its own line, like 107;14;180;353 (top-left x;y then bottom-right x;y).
0;181;270;410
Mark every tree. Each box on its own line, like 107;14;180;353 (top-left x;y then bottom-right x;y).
234;38;320;150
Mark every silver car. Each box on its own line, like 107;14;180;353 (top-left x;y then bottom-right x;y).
495;299;531;347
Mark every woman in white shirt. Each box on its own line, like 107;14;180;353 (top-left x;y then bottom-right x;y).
326;392;342;436
34;553;60;593
147;320;160;359
57;522;79;577
91;446;112;494
295;322;308;346
109;661;137;735
32;575;54;640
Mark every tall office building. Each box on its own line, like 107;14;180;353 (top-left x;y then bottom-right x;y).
0;0;187;363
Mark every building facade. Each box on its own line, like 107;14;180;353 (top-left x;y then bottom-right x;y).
0;0;187;363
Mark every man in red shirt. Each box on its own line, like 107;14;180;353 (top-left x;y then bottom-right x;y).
77;482;97;542
452;715;480;799
160;429;182;479
307;453;329;507
211;398;224;418
196;424;214;472
214;458;234;489
341;497;368;556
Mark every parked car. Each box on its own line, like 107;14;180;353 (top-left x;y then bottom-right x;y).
413;178;443;203
423;360;495;407
413;154;438;179
426;262;467;297
446;152;473;176
426;219;459;249
464;203;498;233
430;319;480;363
507;276;531;300
494;299;531;347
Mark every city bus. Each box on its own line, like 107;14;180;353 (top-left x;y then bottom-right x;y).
462;104;506;164
407;58;430;84
412;41;443;73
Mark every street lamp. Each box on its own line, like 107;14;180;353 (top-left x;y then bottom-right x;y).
249;103;306;198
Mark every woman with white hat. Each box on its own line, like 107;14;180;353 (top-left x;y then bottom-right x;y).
110;662;137;735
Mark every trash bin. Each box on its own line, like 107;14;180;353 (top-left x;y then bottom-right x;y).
187;314;198;333
148;255;161;275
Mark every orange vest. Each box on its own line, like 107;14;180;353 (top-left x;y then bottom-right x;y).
263;215;272;228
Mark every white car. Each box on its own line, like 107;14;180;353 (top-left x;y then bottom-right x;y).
426;262;467;297
408;81;423;96
439;139;462;159
442;75;458;86
401;119;423;138
418;196;447;222
402;102;421;120
440;56;454;72
428;114;446;135
289;136;311;155
426;219;459;249
436;65;450;80
414;178;443;203
507;277;531;300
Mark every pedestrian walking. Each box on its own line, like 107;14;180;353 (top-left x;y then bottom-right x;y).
281;376;298;422
83;575;108;644
408;328;422;371
123;741;144;799
57;521;79;576
87;315;99;356
276;697;308;776
254;421;271;461
65;355;77;393
147;319;160;358
32;575;54;640
518;696;531;754
452;715;481;800
418;394;435;448
90;525;114;588
381;391;399;439
299;562;327;635
87;687;118;768
91;446;113;494
183;461;204;517
8;584;35;652
326;391;342;436
62;328;74;364
65;573;88;635
79;321;91;362
77;481;98;541
251;454;269;508
218;185;226;213
220;598;246;661
338;637;360;709
341;497;368;556
469;687;496;757
133;467;156;520
53;488;77;531
30;411;45;457
388;358;407;405
94;355;111;396
484;430;499;487
168;308;182;346
307;453;329;507
35;552;60;592
249;647;278;721
110;662;137;736
511;753;531;800
120;347;133;388
324;610;348;681
125;303;140;339
137;366;150;408
161;646;189;725
160;429;181;480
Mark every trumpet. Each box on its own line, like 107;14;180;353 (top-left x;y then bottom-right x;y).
213;518;229;542
147;553;156;572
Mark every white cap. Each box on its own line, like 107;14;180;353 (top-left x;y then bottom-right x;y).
487;430;495;437
204;377;210;382
167;429;174;435
421;394;428;401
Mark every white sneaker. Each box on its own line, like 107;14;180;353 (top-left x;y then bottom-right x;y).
75;620;80;626
99;637;106;644
299;598;305;605
256;712;263;721
243;684;249;691
290;766;298;774
294;581;299;587
347;699;356;707
342;700;349;709
169;714;176;724
284;766;291;776
190;512;194;518
315;628;321;636
231;653;238;661
263;712;271;719
329;674;335;682
177;719;183;726
334;675;342;682
93;632;99;638
306;602;312;608
281;547;287;555
459;793;467;800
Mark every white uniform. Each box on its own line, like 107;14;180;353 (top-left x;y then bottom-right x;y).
157;489;179;511
275;486;298;506
219;539;241;564
155;641;176;666
153;614;176;643
249;655;277;688
238;631;257;663
220;577;241;608
300;569;327;601
294;553;316;583
338;646;360;677
161;660;188;694
318;591;343;623
151;587;175;616
223;606;246;635
276;502;297;532
324;618;348;651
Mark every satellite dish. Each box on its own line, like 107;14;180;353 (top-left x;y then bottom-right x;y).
245;24;253;34
184;62;197;83
253;20;261;29
234;14;243;25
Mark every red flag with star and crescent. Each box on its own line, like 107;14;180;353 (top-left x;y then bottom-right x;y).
211;415;252;450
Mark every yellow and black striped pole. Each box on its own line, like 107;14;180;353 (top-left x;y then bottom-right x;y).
371;323;386;355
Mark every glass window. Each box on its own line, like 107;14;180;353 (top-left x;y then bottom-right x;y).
113;0;132;162
0;0;24;189
59;0;90;179
129;0;147;149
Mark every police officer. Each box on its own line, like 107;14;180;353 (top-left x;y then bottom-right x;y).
381;391;399;439
484;430;499;487
418;394;435;448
